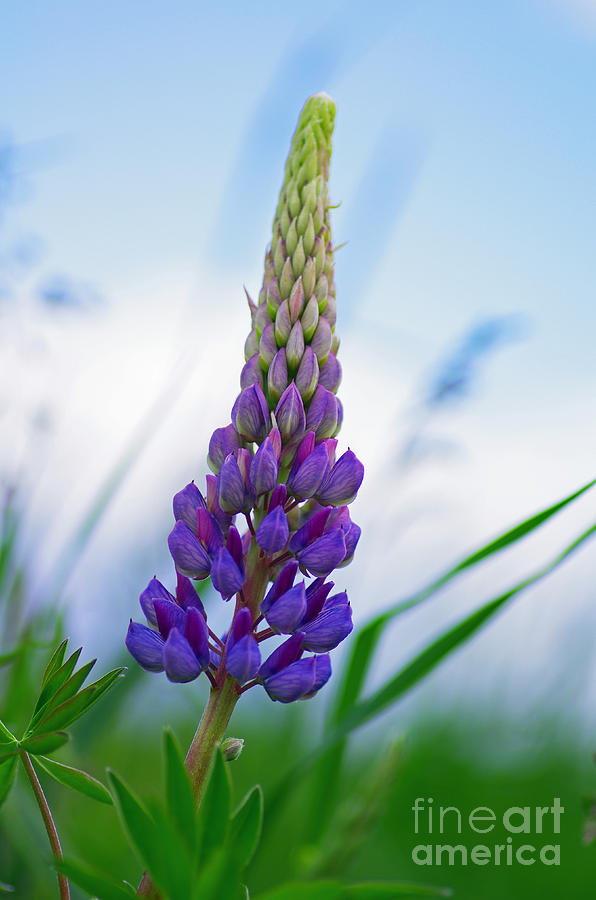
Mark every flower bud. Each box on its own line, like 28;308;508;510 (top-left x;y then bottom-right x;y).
267;348;288;403
296;529;347;577
249;435;279;496
286;321;305;371
221;738;245;761
256;505;289;554
261;559;299;615
302;257;316;298
287;443;330;500
275;383;306;442
311;316;333;365
266;582;307;634
211;546;244;599
266;280;281;318
289;277;305;323
316;450;364;506
280;257;294;300
301;593;353;652
233;384;269;442
208;425;245;475
217;453;247;514
259;322;277;370
254;302;271;338
168;521;212;579
226;608;261;683
301;295;319;341
163;628;203;683
244;329;259;361
305;384;339;439
275;299;292;346
139;577;173;626
173;482;206;531
241;354;264;390
295;346;319;402
318;352;342;393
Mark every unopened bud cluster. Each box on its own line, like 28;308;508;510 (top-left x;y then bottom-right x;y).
126;94;363;705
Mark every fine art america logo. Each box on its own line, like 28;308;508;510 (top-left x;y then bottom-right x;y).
411;797;563;867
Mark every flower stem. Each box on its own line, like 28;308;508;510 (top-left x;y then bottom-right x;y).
137;677;239;898
21;751;70;900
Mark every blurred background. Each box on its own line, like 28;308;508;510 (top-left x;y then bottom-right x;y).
1;1;595;897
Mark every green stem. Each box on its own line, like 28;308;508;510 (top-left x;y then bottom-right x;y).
137;677;239;898
21;751;70;900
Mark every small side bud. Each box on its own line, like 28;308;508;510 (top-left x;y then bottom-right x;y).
221;737;245;761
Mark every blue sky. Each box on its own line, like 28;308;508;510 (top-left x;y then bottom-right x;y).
2;0;596;721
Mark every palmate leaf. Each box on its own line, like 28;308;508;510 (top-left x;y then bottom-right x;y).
34;645;82;715
56;859;136;900
31;658;97;728
36;755;112;805
229;785;264;868
306;477;596;839
30;666;125;735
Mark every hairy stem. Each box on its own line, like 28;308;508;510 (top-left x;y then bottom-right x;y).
137;677;239;898
21;751;70;900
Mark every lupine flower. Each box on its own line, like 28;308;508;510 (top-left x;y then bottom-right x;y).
126;93;362;708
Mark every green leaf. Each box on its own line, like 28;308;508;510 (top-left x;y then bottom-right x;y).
107;771;158;870
330;521;596;746
33;667;125;733
0;720;16;744
254;883;344;900
0;747;18;764
306;478;596;840
229;785;264;868
163;728;196;848
0;757;17;808
31;659;97;729
344;884;452;898
0;649;21;668
40;639;68;689
20;732;69;756
35;646;82;714
199;750;231;863
192;848;242;900
56;859;136;900
36;755;112;804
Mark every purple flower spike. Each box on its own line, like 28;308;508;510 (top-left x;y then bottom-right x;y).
184;606;210;670
256;505;289;554
217;453;247;514
316;450;364;506
267;582;307;634
262;559;299;614
297;529;347;577
275;383;306;442
263;657;317;703
154;598;186;639
173;482;206;531
208;424;244;475
250;436;279;496
211;546;244;599
168;521;212;579
287;443;330;500
175;573;206;617
139;577;174;626
301;594;353;651
226;608;260;683
163;628;203;683
233;383;270;442
125;621;165;672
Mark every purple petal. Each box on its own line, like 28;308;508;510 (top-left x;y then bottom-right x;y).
269;484;287;509
208;424;244;474
288;432;316;482
173;482;206;531
226;634;261;684
184;606;210;669
233;383;270;442
217;453;247;514
139;578;174;626
249;436;279;496
196;508;225;556
229;607;253;644
262;560;299;615
303;578;335;623
168;521;212;579
301;601;353;652
307;654;332;696
288;444;330;500
305;385;338;439
340;522;361;565
175;573;206;617
256;506;289;554
275;383;306;442
297;530;347;577
263;657;317;703
288;507;332;554
154;598;186;639
163;628;203;683
226;525;245;575
316;450;364;506
125;621;164;672
258;632;304;680
205;474;233;531
211;546;244;599
318;353;342;393
266;582;307;634
240;354;264;391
